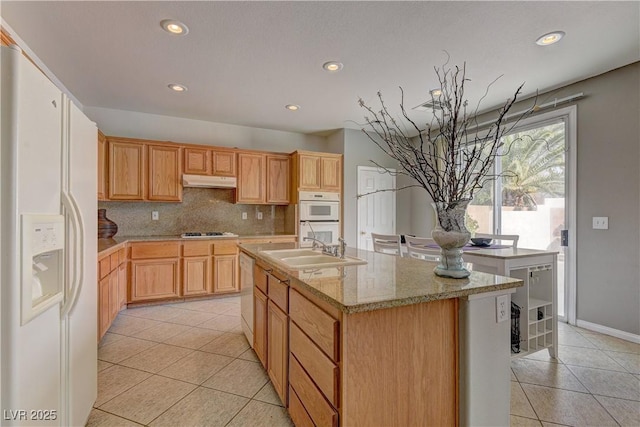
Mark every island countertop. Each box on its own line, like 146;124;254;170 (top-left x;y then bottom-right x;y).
239;242;523;314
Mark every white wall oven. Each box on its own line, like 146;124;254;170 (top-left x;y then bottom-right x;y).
299;191;340;247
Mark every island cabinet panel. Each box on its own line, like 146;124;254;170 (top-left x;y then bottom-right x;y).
267;300;289;405
130;259;180;301
108;140;145;200
148;144;182;201
212;150;236;177
289;355;339;427
254;288;268;368
341;298;458;427
184;147;211;175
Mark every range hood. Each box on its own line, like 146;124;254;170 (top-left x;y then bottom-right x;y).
182;174;237;188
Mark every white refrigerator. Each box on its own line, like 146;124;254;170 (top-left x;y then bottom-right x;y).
0;45;97;426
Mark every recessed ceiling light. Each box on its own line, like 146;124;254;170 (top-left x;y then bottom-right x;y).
536;31;565;46
168;83;188;92
430;88;443;97
285;104;300;111
161;19;189;35
322;61;343;72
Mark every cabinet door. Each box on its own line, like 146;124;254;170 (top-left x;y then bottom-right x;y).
109;269;119;322
118;261;127;309
266;155;290;204
298;154;321;190
268;300;289;404
148;145;182;201
321;156;341;192
108;140;145;200
212;255;238;294
254;289;268;368
130;258;180;301
98;276;110;340
183;256;210;295
236;153;265;203
184;147;211;175
212;150;236;177
97;130;107;200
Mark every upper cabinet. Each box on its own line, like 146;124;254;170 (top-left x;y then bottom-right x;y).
97;130;107;201
184;147;236;177
291;151;342;199
148;144;182;201
108;139;145;200
236;152;291;205
105;137;182;202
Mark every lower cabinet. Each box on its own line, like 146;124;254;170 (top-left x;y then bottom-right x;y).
254;288;268;367
267;299;288;403
212;255;238;293
130;258;180;301
98;244;128;341
183;256;210;296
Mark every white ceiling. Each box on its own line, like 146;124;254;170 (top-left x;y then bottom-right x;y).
2;1;639;135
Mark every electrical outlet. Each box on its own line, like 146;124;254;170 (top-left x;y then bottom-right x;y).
152;211;159;221
592;216;609;230
257;212;263;220
242;212;247;220
496;294;509;323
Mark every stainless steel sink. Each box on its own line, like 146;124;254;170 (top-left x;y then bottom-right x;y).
260;248;367;270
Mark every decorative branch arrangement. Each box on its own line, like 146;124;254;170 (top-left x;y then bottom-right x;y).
358;62;534;207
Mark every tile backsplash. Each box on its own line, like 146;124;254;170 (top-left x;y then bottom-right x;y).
99;188;296;237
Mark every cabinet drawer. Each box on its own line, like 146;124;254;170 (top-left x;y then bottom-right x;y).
254;265;269;294
130;242;180;259
268;274;288;312
288;386;314;427
290;322;339;406
212;241;238;255
289;355;338;427
99;256;111;279
118;247;127;265
290;289;339;362
182;241;210;257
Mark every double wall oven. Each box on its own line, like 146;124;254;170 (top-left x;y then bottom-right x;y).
298;191;341;247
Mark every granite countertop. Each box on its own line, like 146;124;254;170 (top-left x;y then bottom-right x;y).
462;247;559;260
239;242;523;314
98;233;297;256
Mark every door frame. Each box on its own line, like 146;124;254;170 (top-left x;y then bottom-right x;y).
497;106;577;324
356;166;397;250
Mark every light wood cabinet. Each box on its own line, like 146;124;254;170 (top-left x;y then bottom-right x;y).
97;130;107;200
184;147;236;177
268;299;289;404
98;276;110;339
183;256;210;295
108;140;145;200
291;151;343;200
148;144;182;201
212;255;238;294
236;152;265;203
98;243;128;340
254;287;268;368
130;258;180;301
118;261;127;309
266;155;290;204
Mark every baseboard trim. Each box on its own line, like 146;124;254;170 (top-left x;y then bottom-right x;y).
576;320;640;344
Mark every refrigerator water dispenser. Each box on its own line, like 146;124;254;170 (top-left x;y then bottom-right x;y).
21;214;65;325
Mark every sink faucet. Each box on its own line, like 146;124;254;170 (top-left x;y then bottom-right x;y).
338;237;347;259
303;236;328;251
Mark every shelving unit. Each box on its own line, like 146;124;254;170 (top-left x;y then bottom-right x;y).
462;248;558;359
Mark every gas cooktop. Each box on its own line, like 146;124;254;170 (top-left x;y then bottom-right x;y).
180;232;238;239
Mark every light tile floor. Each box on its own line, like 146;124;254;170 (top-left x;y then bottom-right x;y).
89;297;639;426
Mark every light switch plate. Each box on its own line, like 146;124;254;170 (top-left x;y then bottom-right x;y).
496;294;509;323
257;212;263;220
592;216;608;229
242;212;247;220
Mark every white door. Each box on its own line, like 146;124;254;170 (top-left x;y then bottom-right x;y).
357;166;396;250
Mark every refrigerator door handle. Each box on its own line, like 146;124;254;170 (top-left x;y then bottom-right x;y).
60;191;84;317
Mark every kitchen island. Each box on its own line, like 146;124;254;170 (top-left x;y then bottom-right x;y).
239;242;523;427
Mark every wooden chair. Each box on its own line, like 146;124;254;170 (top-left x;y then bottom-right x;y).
371;233;402;256
475;233;519;249
405;236;441;262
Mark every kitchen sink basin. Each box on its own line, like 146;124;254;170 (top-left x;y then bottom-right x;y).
260;249;367;270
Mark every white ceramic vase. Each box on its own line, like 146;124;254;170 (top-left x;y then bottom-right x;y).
431;199;471;278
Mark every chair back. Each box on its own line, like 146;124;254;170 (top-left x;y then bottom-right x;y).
371;233;402;256
405;236;441;261
475;233;519;248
